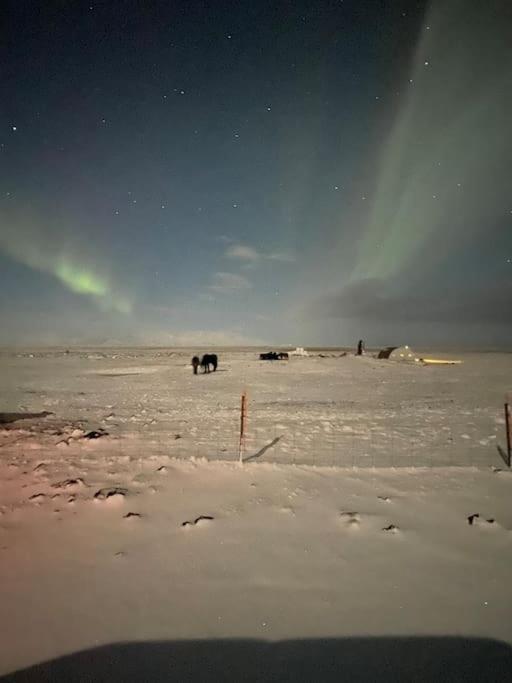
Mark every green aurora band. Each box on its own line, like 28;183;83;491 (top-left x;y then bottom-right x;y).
352;0;511;284
0;221;131;314
55;262;108;298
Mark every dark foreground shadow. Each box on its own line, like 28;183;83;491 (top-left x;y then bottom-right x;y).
2;637;512;682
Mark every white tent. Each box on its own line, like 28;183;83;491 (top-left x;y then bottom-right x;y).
290;347;309;357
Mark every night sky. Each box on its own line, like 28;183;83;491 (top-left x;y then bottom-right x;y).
1;0;511;347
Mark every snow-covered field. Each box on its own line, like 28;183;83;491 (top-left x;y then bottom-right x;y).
1;348;512;680
1;348;510;467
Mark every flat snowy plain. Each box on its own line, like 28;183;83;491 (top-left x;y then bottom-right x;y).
1;348;511;680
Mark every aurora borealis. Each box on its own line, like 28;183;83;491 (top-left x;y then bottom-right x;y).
0;220;130;314
353;0;512;284
1;0;510;346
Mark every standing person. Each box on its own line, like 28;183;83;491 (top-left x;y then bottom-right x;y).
357;339;365;356
191;356;200;375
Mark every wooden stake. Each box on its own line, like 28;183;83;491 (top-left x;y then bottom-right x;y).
505;402;511;467
239;391;248;463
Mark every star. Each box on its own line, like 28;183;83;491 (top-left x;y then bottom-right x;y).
232;203;238;208
424;60;430;66
12;126;17;131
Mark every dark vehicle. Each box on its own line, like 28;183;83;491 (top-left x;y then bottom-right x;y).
260;352;289;361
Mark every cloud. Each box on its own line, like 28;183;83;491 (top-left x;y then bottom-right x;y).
225;244;260;261
224;242;296;264
209;271;252;293
308;278;512;326
267;250;296;263
216;235;233;244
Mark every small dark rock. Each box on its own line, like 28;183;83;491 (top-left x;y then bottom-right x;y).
52;478;85;489
84;429;108;440
94;487;128;500
382;524;399;532
29;493;46;502
181;515;214;527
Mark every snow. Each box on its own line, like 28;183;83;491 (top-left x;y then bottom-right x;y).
0;348;512;678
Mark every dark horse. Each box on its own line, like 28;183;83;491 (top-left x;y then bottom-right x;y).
191;356;200;375
200;353;218;373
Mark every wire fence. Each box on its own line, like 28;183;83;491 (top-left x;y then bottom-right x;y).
164;405;508;469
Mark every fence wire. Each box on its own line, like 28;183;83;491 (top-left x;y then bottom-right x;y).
164;407;506;469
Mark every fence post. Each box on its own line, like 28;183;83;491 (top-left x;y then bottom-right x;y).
505;402;511;468
239;391;248;464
